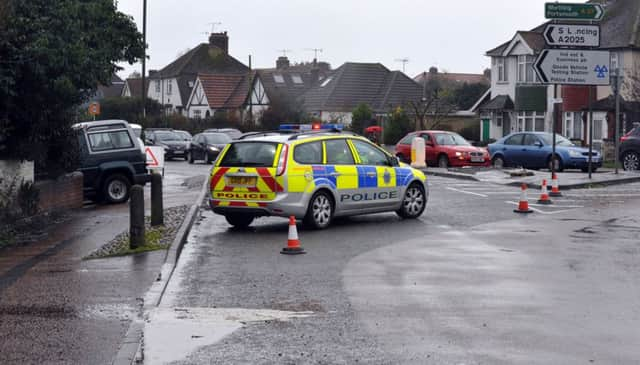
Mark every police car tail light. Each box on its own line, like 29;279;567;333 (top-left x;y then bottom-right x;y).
276;144;288;176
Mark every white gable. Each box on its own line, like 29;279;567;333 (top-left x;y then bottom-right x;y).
186;78;209;108
503;34;534;56
251;77;270;105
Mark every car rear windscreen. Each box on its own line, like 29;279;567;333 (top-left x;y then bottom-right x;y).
219;142;279;167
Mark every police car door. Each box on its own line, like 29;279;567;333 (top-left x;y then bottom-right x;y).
322;138;359;213
349;139;401;210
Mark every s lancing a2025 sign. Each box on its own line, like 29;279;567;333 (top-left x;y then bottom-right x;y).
544;24;600;47
534;49;610;86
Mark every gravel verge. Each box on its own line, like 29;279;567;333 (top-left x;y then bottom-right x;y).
84;205;188;259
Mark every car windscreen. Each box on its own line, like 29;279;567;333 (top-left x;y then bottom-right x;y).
155;131;181;141
204;134;231;144
539;133;574;146
175;131;191;140
434;133;470;146
219;142;278;167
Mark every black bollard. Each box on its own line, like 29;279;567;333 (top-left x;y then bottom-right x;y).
151;172;163;226
130;185;145;249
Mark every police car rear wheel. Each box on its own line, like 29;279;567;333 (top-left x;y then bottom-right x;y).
397;183;425;219
225;214;254;228
304;191;333;229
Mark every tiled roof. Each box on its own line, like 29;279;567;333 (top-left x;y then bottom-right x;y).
414;71;489;85
153;43;248;78
302;62;423;113
255;68;317;104
198;74;251;109
124;78;149;98
518;31;546;52
97;74;125;99
479;95;514;110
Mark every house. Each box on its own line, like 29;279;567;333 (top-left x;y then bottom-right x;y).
481;0;640;149
121;77;149;98
301;62;423;124
185;73;251;119
247;56;330;122
147;32;249;115
88;74;126;102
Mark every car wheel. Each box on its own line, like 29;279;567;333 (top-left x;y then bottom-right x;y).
622;151;640;171
548;155;564;172
303;190;333;229
225;213;254;228
102;174;131;204
188;152;194;164
437;155;449;168
396;182;426;219
492;155;505;169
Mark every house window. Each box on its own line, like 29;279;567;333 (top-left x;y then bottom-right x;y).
193;110;202;118
497;58;507;82
517;111;545;132
167;81;172;95
564;112;583;139
155;80;160;93
273;74;285;84
593;118;603;140
291;74;303;84
496;113;503;127
517;55;537;83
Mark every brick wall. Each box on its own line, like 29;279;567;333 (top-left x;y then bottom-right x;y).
36;172;84;213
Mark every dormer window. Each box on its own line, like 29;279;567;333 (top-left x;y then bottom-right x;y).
273;74;285;84
291;74;303;84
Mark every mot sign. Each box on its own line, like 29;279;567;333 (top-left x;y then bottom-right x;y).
544;24;600;48
534;49;610;86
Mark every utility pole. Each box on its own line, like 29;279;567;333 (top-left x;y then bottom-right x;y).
141;0;147;118
394;58;409;73
614;66;621;174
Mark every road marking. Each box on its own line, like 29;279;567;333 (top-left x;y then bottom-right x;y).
446;187;488;197
505;201;580;215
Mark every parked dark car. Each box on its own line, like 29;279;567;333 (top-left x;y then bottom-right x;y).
145;129;190;160
620;124;640;170
174;130;192;142
203;128;243;140
488;132;602;172
73;120;150;204
188;132;231;164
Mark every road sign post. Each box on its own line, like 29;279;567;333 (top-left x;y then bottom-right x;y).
543;24;600;48
545;3;604;21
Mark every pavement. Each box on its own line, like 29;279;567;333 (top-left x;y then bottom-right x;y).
423;166;640;189
0;161;210;365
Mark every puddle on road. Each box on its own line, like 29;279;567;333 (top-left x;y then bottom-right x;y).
143;307;313;364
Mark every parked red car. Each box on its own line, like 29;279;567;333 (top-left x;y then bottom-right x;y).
394;130;490;168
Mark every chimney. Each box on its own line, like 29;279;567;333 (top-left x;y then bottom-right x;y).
209;31;229;53
148;70;158;78
276;56;290;70
310;68;319;84
429;66;438;74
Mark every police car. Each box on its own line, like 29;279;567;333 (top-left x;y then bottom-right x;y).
208;129;428;229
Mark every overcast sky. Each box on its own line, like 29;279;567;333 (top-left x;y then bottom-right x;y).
115;0;551;79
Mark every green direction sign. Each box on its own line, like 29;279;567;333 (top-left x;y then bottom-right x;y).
545;3;604;21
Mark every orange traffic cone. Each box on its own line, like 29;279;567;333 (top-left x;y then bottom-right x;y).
514;183;533;214
537;179;553;205
549;173;562;197
281;216;306;255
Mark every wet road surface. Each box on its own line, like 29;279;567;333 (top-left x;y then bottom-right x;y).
0;160;210;364
144;177;640;364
